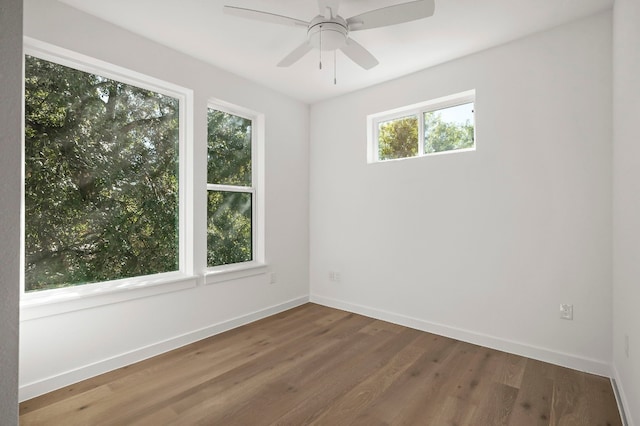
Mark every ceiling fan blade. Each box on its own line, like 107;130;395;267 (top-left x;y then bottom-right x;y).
277;42;313;67
340;38;379;70
318;0;340;18
223;6;308;27
346;0;435;31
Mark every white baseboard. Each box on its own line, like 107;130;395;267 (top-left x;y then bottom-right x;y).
19;296;309;402
612;364;634;426
310;294;611;377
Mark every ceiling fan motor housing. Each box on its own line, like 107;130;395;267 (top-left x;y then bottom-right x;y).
307;16;348;51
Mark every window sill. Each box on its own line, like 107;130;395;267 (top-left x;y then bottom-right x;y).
371;146;476;164
20;272;198;321
204;262;268;285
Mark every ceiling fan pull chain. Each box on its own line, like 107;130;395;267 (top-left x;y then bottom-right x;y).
334;49;337;85
319;25;323;70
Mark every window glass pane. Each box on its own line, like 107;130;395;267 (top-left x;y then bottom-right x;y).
207;191;252;267
24;55;179;292
378;115;419;161
424;102;475;154
207;109;252;186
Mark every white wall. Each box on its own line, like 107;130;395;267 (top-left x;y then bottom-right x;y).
0;0;23;423
612;0;640;423
20;0;309;400
310;13;613;375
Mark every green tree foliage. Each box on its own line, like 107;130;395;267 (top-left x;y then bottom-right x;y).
207;110;251;185
378;116;418;160
24;56;180;292
424;111;474;154
206;110;253;267
207;191;252;267
377;111;474;160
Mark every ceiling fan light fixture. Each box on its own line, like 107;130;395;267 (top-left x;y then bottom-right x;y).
307;18;348;51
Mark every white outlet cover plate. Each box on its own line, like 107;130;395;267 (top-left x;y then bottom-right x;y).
560;304;573;320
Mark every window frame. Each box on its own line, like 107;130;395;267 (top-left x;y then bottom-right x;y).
20;38;196;320
367;90;476;163
204;100;266;285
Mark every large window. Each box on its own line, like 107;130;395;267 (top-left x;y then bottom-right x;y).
23;46;190;296
369;90;475;162
21;42;270;317
206;104;262;270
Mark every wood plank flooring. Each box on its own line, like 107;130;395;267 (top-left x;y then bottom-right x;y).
20;303;622;425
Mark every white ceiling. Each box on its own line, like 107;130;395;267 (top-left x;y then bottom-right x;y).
58;0;612;104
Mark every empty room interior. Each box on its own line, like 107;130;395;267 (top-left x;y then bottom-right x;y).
1;0;639;424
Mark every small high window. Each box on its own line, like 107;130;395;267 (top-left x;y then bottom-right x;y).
369;90;475;163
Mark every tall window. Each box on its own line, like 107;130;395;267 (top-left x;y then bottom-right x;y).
23;52;186;293
369;90;475;162
206;105;258;268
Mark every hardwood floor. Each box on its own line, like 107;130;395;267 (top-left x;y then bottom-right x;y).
20;303;622;425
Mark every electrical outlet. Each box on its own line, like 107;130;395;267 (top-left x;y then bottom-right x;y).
560;304;573;320
625;334;629;358
329;271;341;282
269;272;277;284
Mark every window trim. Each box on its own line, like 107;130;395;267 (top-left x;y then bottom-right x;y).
20;38;196;319
204;99;265;285
367;90;476;163
20;272;198;321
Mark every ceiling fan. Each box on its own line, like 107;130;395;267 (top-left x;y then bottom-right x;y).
223;0;436;71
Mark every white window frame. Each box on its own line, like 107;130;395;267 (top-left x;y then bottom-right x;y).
367;90;476;163
204;100;266;285
20;38;196;320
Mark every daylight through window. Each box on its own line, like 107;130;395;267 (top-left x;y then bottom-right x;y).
24;54;182;292
206;107;256;268
370;91;475;162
